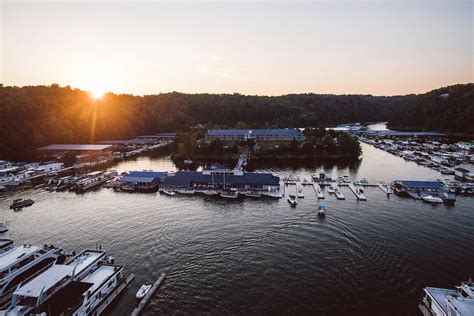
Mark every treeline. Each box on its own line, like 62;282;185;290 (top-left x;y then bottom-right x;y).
172;128;361;160
0;84;408;160
388;83;474;135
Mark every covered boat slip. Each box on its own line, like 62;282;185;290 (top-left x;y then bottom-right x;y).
120;171;168;190
160;171;280;192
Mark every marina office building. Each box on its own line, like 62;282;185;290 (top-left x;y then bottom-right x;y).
205;129;305;142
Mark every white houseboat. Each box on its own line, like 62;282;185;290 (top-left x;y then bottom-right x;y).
420;280;474;316
4;249;129;315
0;242;66;309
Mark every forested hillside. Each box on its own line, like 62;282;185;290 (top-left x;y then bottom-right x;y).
0;85;408;160
388;84;474;135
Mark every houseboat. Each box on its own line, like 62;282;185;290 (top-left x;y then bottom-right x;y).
420;280;474;316
73;171;117;192
0;242;66;309
5;249;130;315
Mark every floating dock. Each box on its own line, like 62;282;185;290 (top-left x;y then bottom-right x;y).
348;183;367;201
377;182;392;194
131;273;166;316
96;273;135;315
296;182;304;198
334;186;345;200
312;183;325;199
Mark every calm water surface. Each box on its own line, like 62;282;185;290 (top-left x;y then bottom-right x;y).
0;142;473;315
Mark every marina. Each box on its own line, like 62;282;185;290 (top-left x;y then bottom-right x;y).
0;138;473;314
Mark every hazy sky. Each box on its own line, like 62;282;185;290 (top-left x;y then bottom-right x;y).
1;1;473;96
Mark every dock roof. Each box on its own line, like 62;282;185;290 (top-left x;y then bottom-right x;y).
121;171;168;183
397;180;444;188
38;144;112;151
14;265;74;298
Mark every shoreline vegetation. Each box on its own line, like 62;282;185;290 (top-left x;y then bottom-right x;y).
171;127;362;163
0;83;472;161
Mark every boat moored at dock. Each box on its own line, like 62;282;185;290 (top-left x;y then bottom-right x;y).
420;280;474;316
220;189;239;199
0;242;66;309
160;189;176;196
4;248;132;315
422;195;444;204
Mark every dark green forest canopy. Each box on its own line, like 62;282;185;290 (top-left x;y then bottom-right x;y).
0;83;471;160
388;83;474;135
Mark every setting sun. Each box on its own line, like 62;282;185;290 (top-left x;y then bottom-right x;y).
89;88;106;99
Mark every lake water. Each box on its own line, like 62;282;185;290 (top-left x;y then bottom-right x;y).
0;133;473;315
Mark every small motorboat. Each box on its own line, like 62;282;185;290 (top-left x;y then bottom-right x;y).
287;194;297;206
327;186;335;194
317;204;326;217
422;195;444;204
161;189;176;196
266;191;283;198
136;284;152;300
356;185;364;193
0;223;8;233
9;198;34;210
177;189;195;195
203;190;219;196
121;184;136;192
183;159;193;164
244;191;262;198
220;189;239;199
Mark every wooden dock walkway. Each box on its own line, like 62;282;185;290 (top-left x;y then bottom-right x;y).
312;183;325;199
131;273;166;316
296;182;304;198
348;183;367;201
96;273;135;315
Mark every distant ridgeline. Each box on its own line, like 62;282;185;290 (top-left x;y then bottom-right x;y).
387;83;474;136
0;83;470;159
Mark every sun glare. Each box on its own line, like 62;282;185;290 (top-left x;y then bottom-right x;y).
90;88;106;99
